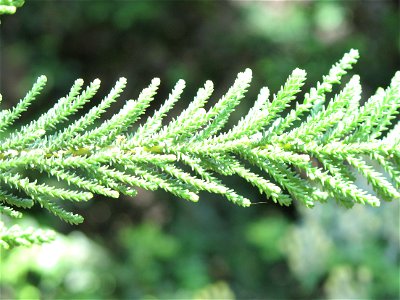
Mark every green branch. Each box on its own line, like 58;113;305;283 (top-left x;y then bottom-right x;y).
1;50;399;248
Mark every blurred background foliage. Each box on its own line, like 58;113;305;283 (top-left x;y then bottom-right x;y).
0;0;399;299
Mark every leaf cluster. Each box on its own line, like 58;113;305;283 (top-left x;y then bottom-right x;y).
0;0;24;15
0;50;399;248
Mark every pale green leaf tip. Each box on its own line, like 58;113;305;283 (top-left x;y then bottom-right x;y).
243;68;252;78
371;200;380;207
38;75;47;82
0;5;16;14
349;48;359;57
293;68;307;77
177;79;185;85
118;77;127;84
205;80;213;88
242;199;251;207
152;78;161;86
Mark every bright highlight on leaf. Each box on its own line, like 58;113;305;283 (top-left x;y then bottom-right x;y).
0;0;24;15
0;50;399;248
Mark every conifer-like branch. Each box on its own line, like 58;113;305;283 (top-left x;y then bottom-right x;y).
1;50;399;248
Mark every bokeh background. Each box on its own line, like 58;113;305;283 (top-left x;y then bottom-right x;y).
1;0;399;299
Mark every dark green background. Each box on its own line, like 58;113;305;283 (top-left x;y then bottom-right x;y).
1;1;399;299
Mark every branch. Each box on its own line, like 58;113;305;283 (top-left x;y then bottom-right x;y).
1;50;399;248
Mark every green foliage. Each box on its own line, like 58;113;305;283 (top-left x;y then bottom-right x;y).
0;230;114;299
3;201;397;299
118;223;180;290
0;221;54;249
246;200;399;299
0;0;24;15
245;216;289;262
193;282;235;300
0;50;399;248
0;221;235;299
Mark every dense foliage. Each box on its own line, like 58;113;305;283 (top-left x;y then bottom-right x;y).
1;1;399;299
1;49;399;249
